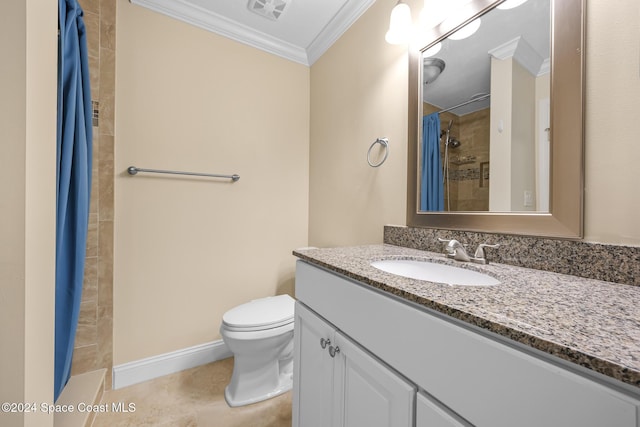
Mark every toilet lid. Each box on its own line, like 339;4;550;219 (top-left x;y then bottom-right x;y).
222;294;295;330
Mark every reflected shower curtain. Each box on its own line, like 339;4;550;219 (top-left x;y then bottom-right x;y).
420;113;444;211
55;0;93;401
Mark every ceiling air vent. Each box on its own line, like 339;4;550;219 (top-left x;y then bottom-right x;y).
247;0;291;21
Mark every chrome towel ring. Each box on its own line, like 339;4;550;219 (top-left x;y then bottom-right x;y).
367;137;389;167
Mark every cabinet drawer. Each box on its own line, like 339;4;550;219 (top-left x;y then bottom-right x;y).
296;261;639;427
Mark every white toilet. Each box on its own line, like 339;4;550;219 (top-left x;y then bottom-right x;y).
220;294;295;407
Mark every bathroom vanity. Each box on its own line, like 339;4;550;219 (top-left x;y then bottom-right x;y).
292;245;640;427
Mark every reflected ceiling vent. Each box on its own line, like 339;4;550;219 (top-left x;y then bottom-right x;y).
247;0;291;21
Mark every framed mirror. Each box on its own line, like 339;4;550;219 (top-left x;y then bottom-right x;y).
407;0;585;238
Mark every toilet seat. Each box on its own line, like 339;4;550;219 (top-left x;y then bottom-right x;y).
222;294;294;332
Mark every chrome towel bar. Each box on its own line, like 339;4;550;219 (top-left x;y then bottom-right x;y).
127;166;240;182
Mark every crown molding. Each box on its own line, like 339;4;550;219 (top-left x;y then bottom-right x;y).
306;0;376;65
538;57;550;76
130;0;375;67
131;0;308;65
488;36;549;77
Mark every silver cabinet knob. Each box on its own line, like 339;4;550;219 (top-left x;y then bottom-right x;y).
320;338;331;349
328;345;340;358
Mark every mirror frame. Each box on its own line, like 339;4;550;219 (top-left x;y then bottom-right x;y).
407;0;585;239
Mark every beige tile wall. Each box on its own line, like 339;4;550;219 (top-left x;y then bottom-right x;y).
423;104;489;211
71;0;115;390
456;108;490;211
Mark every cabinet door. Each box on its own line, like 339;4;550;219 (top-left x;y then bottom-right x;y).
416;392;470;427
334;331;415;427
293;302;336;427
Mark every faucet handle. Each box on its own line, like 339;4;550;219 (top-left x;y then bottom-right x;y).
437;238;452;251
473;243;500;260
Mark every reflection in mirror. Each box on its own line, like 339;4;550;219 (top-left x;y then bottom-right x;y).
420;0;550;212
407;0;584;238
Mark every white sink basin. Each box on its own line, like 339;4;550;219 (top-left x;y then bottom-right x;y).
370;259;500;286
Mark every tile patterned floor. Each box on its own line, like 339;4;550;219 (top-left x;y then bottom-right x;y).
92;358;292;427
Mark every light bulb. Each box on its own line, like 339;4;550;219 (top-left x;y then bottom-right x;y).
419;0;451;29
385;1;412;45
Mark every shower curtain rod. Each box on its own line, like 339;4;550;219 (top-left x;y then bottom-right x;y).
439;93;490;114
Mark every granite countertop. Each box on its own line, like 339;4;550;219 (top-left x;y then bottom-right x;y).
293;244;640;390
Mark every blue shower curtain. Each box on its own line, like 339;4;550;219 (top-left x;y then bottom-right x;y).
420;113;444;211
55;0;92;401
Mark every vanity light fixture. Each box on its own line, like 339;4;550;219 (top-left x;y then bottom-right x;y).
419;0;452;29
386;0;480;45
385;0;412;45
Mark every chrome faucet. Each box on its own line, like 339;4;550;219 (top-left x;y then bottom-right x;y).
438;238;471;262
438;238;500;264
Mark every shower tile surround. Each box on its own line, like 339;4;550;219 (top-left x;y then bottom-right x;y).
424;104;490;211
71;0;115;390
293;226;640;390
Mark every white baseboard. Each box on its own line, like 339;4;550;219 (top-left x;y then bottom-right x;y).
112;340;232;389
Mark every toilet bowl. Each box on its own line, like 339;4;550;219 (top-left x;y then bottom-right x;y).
220;294;295;407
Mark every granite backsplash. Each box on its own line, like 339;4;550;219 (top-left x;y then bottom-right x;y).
384;225;640;286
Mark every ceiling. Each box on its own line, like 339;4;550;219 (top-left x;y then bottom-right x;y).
422;0;550;115
129;0;550;103
129;0;376;66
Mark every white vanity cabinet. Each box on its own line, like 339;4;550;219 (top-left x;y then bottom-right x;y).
294;260;640;427
292;302;336;427
416;392;470;427
293;302;415;427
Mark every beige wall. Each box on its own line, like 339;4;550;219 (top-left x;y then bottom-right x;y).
0;0;56;425
310;0;640;246
510;60;536;212
489;57;513;211
584;0;640;244
114;1;310;364
309;0;409;247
